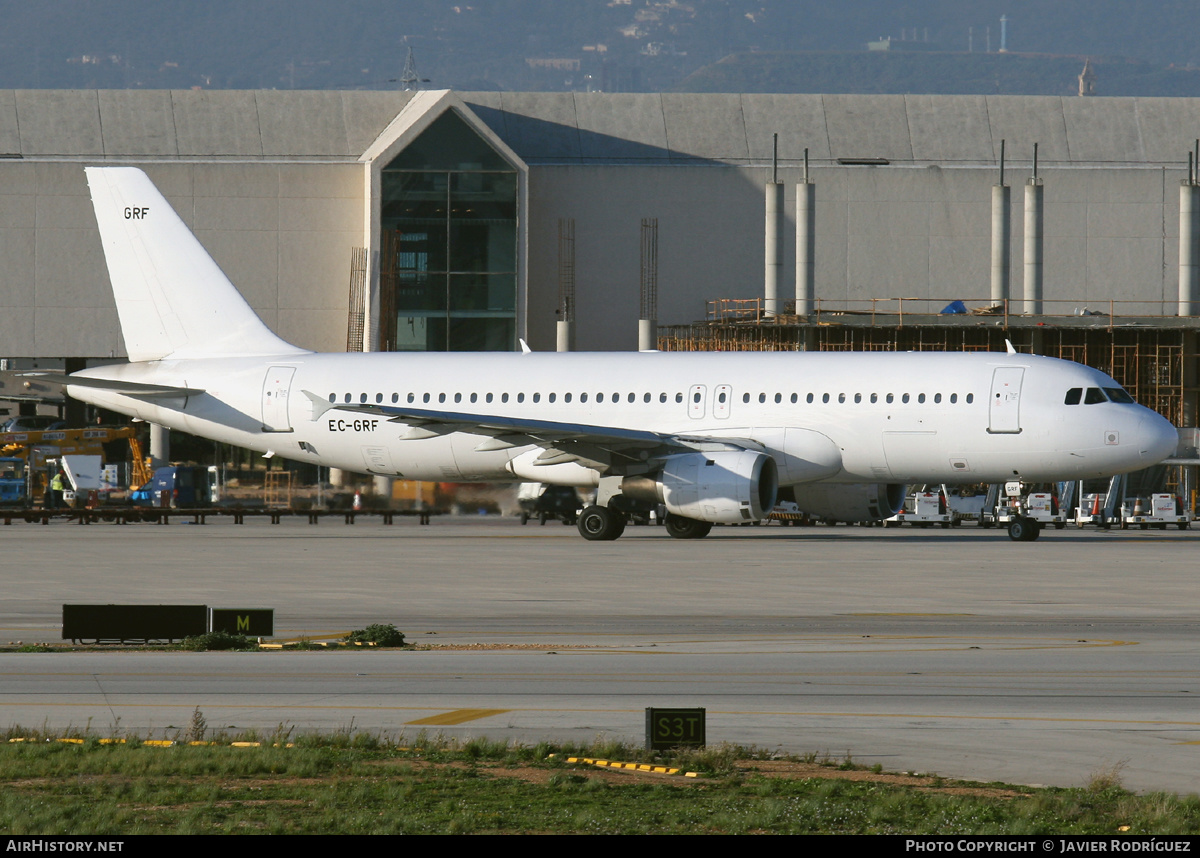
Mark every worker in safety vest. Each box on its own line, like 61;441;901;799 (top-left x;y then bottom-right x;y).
50;469;66;509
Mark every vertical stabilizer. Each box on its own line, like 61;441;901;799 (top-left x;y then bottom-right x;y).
85;167;308;361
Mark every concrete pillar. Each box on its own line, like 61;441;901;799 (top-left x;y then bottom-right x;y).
556;319;573;352
795;181;816;316
764;181;783;316
1023;178;1044;315
991;184;1011;305
638;318;657;352
329;468;344;488
1180;182;1200;315
149;423;169;470
374;476;392;500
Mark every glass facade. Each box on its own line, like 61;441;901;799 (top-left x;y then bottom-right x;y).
380;110;518;352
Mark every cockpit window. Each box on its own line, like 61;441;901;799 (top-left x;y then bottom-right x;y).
1064;388;1082;405
1084;387;1108;404
1104;387;1135;404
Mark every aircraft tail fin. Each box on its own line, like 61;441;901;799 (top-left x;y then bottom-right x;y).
85;167;308;362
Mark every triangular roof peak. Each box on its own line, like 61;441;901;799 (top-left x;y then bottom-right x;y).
359;89;525;171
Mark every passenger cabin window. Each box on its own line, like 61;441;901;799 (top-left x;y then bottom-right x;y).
1065;388;1083;405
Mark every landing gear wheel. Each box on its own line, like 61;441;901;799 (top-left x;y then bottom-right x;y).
664;514;713;540
576;505;626;541
1007;517;1041;542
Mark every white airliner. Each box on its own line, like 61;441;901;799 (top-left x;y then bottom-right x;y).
53;167;1178;542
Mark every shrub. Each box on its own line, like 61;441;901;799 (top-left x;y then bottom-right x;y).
344;624;405;647
179;632;255;652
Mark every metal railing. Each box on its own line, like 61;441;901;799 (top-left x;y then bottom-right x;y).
706;296;1192;328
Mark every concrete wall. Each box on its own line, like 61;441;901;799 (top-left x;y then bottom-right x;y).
0;161;363;357
0;89;412;158
525;162;1180;350
468;93;1200;167
0;90;1195;358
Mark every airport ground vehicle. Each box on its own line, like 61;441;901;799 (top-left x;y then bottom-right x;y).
0;457;25;503
130;465;219;508
517;482;580;525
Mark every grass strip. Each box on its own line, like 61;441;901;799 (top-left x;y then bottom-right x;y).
0;729;1197;835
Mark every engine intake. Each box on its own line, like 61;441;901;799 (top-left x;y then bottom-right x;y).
622;450;778;524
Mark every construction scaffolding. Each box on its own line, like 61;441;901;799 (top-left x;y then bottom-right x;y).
659;311;1199;428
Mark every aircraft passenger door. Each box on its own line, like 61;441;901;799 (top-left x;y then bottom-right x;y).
988;367;1024;434
261;366;296;432
688;384;707;419
713;384;732;419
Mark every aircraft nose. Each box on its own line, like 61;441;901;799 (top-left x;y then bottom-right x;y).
1138;411;1178;464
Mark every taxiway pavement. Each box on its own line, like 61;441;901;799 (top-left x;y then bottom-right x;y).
1;517;1196;793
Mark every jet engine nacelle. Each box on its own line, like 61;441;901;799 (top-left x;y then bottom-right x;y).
791;482;906;523
623;450;778;524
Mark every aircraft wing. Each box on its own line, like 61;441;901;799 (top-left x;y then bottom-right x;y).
301;390;743;471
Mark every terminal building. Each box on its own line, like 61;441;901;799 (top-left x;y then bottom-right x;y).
1;88;1199;432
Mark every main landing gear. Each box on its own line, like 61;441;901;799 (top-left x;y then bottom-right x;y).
577;505;626;541
663;513;713;540
1007;516;1042;542
576;506;714;541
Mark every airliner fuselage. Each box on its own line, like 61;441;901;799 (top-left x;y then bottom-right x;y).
72;349;1174;487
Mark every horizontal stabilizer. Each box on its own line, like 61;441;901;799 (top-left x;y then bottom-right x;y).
23;372;204;399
